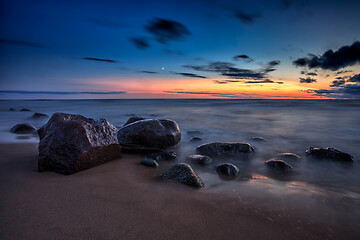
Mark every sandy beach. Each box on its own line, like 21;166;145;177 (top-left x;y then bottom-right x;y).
0;143;358;240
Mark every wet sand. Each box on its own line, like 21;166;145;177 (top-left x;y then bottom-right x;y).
0;143;358;240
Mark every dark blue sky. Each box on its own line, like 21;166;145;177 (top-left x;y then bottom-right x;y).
1;0;359;99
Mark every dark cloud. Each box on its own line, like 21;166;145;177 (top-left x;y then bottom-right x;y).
129;37;150;49
183;61;278;80
213;80;242;84
300;71;317;76
268;60;281;66
233;55;253;62
144;18;191;44
0;39;45;48
139;71;158;74
245;79;274;83
336;70;353;75
83;57;118;63
172;72;207;79
330;80;346;87
88;18;131;28
347;74;360;83
299;77;316;83
234;10;262;25
0;90;126;95
313;84;360;98
293;41;360;71
165;49;185;56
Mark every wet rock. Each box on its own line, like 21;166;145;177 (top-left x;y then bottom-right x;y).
30;112;49;119
10;124;36;134
251;137;267;142
147;151;177;161
197;142;254;158
191;137;202;141
187;130;202;135
8;108;16;111
123;116;147;126
38;113;121;175
161;163;204;188
306;147;353;163
265;159;293;173
141;158;159;168
20;108;31;111
187;154;212;165
216;163;240;176
117;119;181;149
277;153;302;161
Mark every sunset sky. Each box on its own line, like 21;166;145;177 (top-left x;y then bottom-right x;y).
0;0;359;99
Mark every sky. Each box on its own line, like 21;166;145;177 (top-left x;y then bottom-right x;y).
0;0;360;99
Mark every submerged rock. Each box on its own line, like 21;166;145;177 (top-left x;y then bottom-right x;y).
147;151;177;161
10;124;36;134
187;154;212;165
306;147;353;163
276;153;302;161
8;108;16;111
161;163;204;188
251;137;267;142
191;137;202;141
141;158;159;168
265;159;293;173
117;119;181;149
30;112;49;119
38;113;121;175
197;142;254;158
216;163;240;176
20;108;31;111
123;116;147;126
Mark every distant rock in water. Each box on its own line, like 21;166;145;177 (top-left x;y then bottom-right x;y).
123;116;147;126
141;158;159;168
306;147;353;163
197;142;254;158
38;113;121;175
276;153;302;161
147;151;177;161
8;108;16;111
187;154;212;165
10;124;36;134
265;159;293;174
250;137;267;142
30;112;49;119
161;163;204;188
216;163;240;177
191;137;202;141
187;130;202;135
20;108;31;111
117;119;181;149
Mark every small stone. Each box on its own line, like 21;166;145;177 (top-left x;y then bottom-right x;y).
141;158;159;167
148;151;177;161
191;137;202;141
197;142;254;158
162;163;204;188
8;108;16;111
265;159;293;174
20;108;31;111
30;112;49;119
216;163;240;176
187;155;212;165
10;124;36;134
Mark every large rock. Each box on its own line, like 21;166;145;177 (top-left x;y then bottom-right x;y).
123;116;147;126
265;159;293;174
197;142;254;158
10;124;36;134
216;163;240;176
306;147;353;163
38;113;121;175
161;163;204;188
276;153;302;161
117;119;181;149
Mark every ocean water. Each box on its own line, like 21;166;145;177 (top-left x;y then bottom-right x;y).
1;99;360;231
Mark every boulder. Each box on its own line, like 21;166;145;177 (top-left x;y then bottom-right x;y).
147;151;177;161
216;163;240;176
197;142;254;158
20;108;31;111
306;147;353;162
123;116;147;126
38;113;121;175
276;153;302;161
30;112;49;119
265;159;293;173
117;119;181;149
161;163;204;188
187;154;212;165
141;158;159;168
10;124;36;134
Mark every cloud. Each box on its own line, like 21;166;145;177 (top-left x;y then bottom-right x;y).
213;80;242;84
336;70;353;75
163;90;249;98
233;54;253;62
183;61;278;80
299;77;317;83
0;90;126;95
144;18;191;44
293;41;360;71
83;57;118;63
300;71;317;76
234;10;262;25
330;80;346;87
129;37;150;49
347;74;360;83
139;71;158;74
268;60;281;66
0;39;45;48
172;72;207;78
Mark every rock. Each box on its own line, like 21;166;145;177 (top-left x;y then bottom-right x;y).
216;163;240;176
117;119;181;149
38;113;121;175
10;124;36;134
187;130;202;135
251;137;267;142
147;151;177;161
8;108;16;111
161;163;204;188
306;147;353;162
123;116;147;126
30;112;49;119
141;158;159;168
276;153;302;161
20;108;31;111
265;159;293;173
187;155;212;165
197;142;254;158
191;137;202;141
